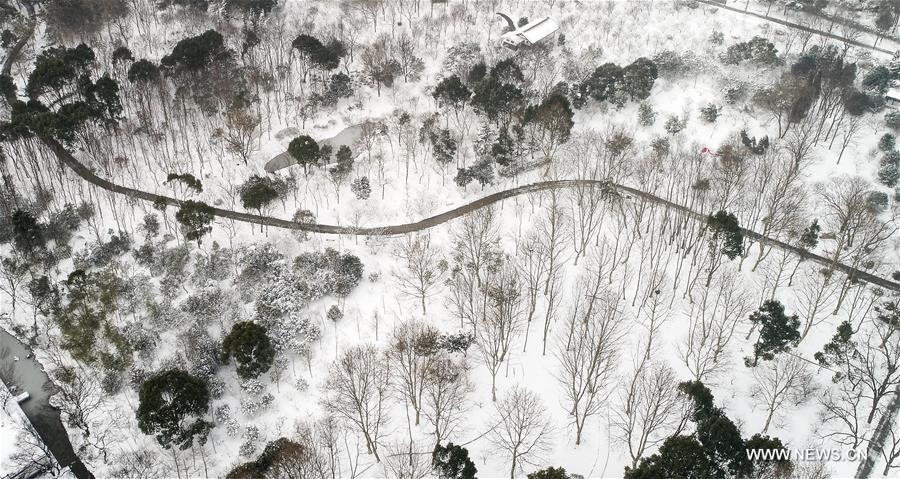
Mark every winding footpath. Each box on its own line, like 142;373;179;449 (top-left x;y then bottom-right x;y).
1;8;898;298
36;139;900;292
1;8;899;479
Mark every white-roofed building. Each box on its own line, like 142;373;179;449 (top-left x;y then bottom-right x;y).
887;88;900;108
500;17;559;49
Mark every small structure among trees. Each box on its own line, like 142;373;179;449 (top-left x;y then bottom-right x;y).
497;14;559;50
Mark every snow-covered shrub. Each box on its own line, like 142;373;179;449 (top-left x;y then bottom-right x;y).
122;322;157;359
439;331;475;354
159;354;187;372
886;111;900;132
291;209;316;242
148;243;191;278
722;36;779;65
700;104;720;123
879;151;900;187
664;115;687;135
182;327;221;380
101;372;123;395
351;177;371;200
240;393;275;416
239;426;260;457
236;243;285;289
214;405;232;423
192;242;233;285
638;103;656;126
879;133;896;152
295;377;309;391
652;50;695;78
129;367;149;389
293;248;365;298
181;286;236;326
225;418;240;437
240;378;266;396
710;30;724;45
145;299;188;330
73;231;132;270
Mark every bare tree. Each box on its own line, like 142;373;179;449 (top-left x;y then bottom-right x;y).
422;355;472;444
858;318;900;424
393;233;448;314
679;272;750;381
538;190;570;356
517;231;547;353
556;283;626;445
794;267;839;341
218;105;260;165
453;206;501;289
818;375;868;450
750;355;814;434
475;260;524;402
382;441;431;479
490;386;554;479
612;361;685;468
880;419;900;476
322;344;392;461
448;209;503;332
388;320;440;426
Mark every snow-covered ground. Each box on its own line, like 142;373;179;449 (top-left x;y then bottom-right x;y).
1;0;899;477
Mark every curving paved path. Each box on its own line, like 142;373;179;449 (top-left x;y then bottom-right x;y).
3;16;899;293
31;138;900;292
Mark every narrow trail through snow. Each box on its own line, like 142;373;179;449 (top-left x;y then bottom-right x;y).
2;11;898;296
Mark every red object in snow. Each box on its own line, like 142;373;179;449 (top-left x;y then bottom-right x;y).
700;147;721;156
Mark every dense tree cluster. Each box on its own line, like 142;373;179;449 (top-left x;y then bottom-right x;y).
572;57;658;108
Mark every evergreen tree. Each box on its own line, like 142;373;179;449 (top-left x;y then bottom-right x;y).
707;210;744;260
127;59;160;84
239;175;280;213
432;442;477;479
879;133;896;152
814;320;856;380
678;380;752;477
11;210;44;255
624;435;717;479
879;150;900;187
288;135;320;174
798;219;820;249
620;57;658;101
137;369;212;450
491;127;516;166
165;173;203;194
586;62;623;102
745;434;792;477
528;467;570;479
221;321;276;379
745;300;801;367
175;200;215;245
433;75;472;114
161;30;230;72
